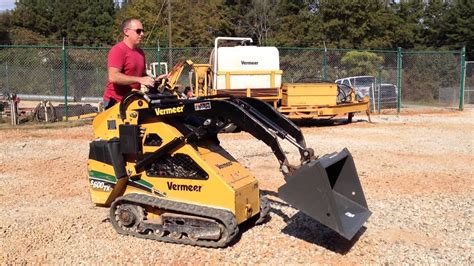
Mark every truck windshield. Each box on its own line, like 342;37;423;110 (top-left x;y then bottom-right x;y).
354;77;374;87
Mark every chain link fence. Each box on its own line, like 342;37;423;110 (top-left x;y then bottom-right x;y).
403;51;461;108
0;45;466;119
0;46;65;97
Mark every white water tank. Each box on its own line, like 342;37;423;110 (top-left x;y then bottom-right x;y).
216;46;281;89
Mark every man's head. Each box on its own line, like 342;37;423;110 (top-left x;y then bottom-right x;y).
122;18;144;48
184;87;193;98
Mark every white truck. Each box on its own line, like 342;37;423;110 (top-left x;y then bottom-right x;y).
335;76;398;110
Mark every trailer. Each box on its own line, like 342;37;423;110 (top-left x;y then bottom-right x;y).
155;37;371;122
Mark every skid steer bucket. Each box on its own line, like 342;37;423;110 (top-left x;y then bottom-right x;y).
278;148;371;240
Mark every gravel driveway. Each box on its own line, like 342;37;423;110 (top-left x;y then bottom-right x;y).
0;109;472;264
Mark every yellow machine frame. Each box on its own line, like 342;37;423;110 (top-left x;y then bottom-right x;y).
88;101;260;224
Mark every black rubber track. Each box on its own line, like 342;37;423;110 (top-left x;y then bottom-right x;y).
110;193;239;248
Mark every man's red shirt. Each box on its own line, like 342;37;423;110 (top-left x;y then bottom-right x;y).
103;41;146;102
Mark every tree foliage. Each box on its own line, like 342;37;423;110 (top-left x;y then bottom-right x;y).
8;0;115;45
341;51;384;76
438;0;474;58
114;0;232;47
0;10;12;44
0;0;472;58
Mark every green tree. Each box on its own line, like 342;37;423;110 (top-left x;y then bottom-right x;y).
13;0;54;38
3;0;473;60
340;51;384;76
8;27;47;44
0;11;13;44
420;0;448;49
391;1;424;49
223;0;251;37
271;0;321;47
70;0;116;45
438;0;474;59
171;0;233;47
115;0;233;47
226;0;321;47
11;0;115;45
114;0;164;45
316;0;400;49
241;0;279;45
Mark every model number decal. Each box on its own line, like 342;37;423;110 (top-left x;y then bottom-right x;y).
90;179;112;192
216;161;232;169
194;101;211;111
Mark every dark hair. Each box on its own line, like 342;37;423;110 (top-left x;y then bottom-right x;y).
121;18;134;32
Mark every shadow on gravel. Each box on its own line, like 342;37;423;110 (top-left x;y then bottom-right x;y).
260;190;366;254
281;212;366;254
292;118;369;128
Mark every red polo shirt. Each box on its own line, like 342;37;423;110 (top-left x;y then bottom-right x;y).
103;42;146;102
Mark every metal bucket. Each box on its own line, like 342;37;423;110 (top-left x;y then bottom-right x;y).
278;148;371;240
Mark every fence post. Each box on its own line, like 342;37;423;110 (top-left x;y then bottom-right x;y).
459;46;466;111
62;38;69;120
397;47;402;113
323;47;328;80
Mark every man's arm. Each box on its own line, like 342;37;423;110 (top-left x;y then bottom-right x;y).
108;67;155;87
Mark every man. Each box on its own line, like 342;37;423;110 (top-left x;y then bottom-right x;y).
183;87;195;99
103;18;155;108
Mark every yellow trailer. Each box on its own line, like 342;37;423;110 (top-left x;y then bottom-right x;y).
278;83;370;121
157;37;370;122
185;62;370;122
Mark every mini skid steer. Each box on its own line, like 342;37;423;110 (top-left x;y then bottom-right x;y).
87;85;371;247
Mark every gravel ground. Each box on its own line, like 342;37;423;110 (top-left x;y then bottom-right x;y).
0;108;472;264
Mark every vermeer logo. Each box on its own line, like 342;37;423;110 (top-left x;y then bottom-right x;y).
167;182;202;192
241;60;258;65
155;106;184;116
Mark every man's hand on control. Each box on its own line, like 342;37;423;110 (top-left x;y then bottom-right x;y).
138;76;155;87
156;73;169;84
156;73;169;80
155;73;170;88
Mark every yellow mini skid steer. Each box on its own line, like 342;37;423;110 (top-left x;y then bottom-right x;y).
87;89;371;247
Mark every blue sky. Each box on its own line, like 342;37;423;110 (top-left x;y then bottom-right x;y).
0;0;16;12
